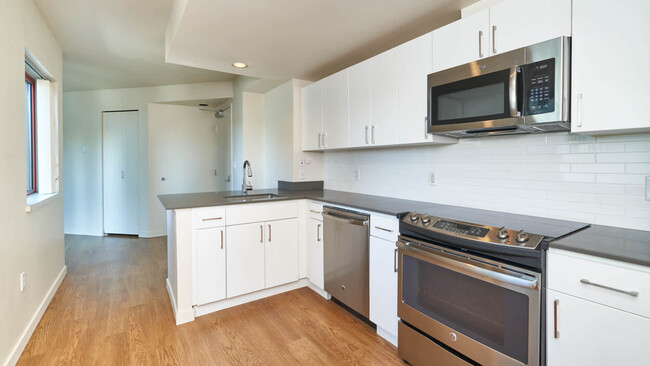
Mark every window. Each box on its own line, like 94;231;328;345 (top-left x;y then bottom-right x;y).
25;73;37;195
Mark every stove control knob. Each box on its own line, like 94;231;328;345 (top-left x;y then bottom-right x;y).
496;227;509;240
409;212;419;223
515;230;530;243
421;215;431;225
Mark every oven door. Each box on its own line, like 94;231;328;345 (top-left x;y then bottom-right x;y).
397;238;540;366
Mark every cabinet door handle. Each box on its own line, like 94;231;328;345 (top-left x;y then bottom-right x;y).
394;248;398;273
268;224;272;242
424;116;430;139
553;299;559;339
202;217;222;221
371;125;376;144
374;226;393;233
220;229;224;249
492;25;497;54
323;133;327;148
260;225;264;243
317;223;321;242
577;93;583;128
365;125;370;144
478;30;484;58
309;209;321;214
317;133;322;148
580;278;639;297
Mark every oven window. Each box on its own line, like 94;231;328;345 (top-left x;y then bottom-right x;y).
402;255;529;364
430;68;513;126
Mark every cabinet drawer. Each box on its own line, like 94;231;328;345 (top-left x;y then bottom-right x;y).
308;201;323;221
548;250;650;318
226;201;298;226
193;207;226;229
370;214;398;242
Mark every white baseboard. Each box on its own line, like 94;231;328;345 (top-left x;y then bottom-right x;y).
195;279;312;317
5;266;67;366
306;281;330;300
377;326;398;347
139;230;166;238
166;278;194;325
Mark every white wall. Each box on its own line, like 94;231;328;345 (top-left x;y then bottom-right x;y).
0;1;66;364
148;103;227;235
263;81;294;187
242;92;265;189
324;132;650;230
63;81;232;237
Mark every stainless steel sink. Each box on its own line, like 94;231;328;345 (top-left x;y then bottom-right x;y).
223;193;283;203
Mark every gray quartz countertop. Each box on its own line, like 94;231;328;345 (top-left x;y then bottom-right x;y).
550;225;650;267
158;188;446;217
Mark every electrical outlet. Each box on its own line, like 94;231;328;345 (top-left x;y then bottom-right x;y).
355;169;361;181
299;169;305;179
20;272;26;292
646;176;650;201
428;172;436;186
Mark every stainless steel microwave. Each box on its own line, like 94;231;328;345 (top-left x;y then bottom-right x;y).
428;37;570;138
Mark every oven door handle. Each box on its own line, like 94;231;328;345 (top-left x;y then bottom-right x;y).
398;241;539;290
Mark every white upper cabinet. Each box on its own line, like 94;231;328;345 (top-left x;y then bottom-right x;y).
489;0;571;56
398;32;433;144
321;69;349;149
348;59;373;147
370;48;399;146
571;0;650;134
301;81;323;151
432;9;489;73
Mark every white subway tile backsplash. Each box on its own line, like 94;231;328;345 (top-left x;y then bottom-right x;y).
323;132;650;231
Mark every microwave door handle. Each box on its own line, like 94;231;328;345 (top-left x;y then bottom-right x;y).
509;66;519;118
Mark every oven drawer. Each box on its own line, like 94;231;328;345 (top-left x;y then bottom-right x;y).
370;214;398;242
398;321;473;366
548;249;650;318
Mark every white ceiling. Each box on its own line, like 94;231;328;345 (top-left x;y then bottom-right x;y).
166;0;479;81
34;0;235;92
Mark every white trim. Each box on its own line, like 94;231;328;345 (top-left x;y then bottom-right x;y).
306;280;330;300
25;192;61;213
377;326;398;347
166;278;194;325
139;230;166;238
195;279;313;317
6;266;67;366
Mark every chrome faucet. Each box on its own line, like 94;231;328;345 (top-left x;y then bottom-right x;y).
242;160;253;193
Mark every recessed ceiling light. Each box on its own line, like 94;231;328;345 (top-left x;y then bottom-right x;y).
232;62;248;68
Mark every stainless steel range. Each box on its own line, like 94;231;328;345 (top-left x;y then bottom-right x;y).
396;210;588;366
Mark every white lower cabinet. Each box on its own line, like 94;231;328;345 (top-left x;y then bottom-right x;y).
264;218;299;288
195;226;226;305
369;235;398;343
226;222;266;298
307;217;324;289
547;289;650;366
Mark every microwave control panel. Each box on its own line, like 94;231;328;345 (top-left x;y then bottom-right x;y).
523;58;555;115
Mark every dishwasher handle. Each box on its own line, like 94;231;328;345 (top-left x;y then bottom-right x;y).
322;209;369;227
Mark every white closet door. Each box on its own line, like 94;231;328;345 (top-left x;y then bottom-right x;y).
103;111;139;235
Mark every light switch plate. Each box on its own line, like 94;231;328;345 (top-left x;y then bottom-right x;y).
355;169;361;181
428;171;436;186
645;176;650;201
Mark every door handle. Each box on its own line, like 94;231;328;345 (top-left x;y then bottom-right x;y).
322;133;327;148
553;299;559;339
394;248;398;273
202;217;223;221
508;66;520;118
374;226;394;233
365;125;370;144
478;30;484;58
424;117;430;139
317;223;321;242
220;229;224;249
260;225;263;243
492;25;497;54
577;93;583;128
371;125;376;144
580;278;639;297
268;224;272;242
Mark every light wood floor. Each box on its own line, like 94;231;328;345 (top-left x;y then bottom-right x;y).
17;234;402;365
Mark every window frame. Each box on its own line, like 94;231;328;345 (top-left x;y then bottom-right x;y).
26;72;37;195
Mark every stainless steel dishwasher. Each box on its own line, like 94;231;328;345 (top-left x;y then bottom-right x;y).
323;206;370;318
